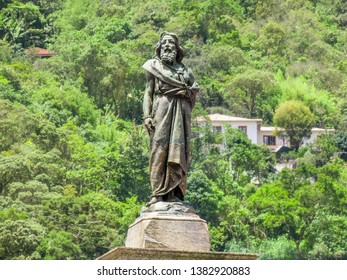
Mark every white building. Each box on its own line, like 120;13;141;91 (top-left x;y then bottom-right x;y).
196;113;335;151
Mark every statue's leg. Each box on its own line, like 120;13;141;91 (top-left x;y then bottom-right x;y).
148;95;173;202
164;191;176;202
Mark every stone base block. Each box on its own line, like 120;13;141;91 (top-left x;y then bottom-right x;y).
125;202;210;251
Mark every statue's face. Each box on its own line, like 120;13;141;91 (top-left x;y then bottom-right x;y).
160;35;177;64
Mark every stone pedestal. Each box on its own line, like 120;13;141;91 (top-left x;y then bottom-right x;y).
97;201;259;260
125;202;210;251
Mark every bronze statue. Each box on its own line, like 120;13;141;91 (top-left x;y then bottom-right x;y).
143;32;200;206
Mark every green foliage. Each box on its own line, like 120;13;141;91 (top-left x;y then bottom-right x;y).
247;183;299;237
274;100;316;150
256;236;297;260
226;70;280;122
37;230;82;260
186;170;223;223
243;159;347;259
0;40;13;62
0;0;63;49
218;194;252;243
227;235;297;260
31;80;99;127
277;77;339;128
39;192;141;259
305;212;347;259
256;21;286;57
0;2;44;48
0;100;35;151
300;133;340;166
224;127;275;184
0;219;45;259
60;122;106;194
102;122;151;202
335;131;347;161
0;208;27;222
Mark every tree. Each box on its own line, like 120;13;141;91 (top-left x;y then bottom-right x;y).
185;169;223;224
36;230;81;260
226;70;280;121
0;2;45;48
256;21;286;57
0;219;45;260
40;192;141;259
224;127;275;184
300;133;339;167
274;100;316;151
277;77;339;128
244;158;347;259
335;131;347;161
304;213;347;259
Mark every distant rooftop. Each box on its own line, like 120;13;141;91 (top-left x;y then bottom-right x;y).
196;113;262;122
25;47;55;58
197;115;335;133
260;126;335;132
311;128;335;132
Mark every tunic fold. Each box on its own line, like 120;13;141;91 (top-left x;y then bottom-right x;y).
143;59;199;199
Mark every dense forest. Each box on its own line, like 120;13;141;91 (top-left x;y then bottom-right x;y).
0;0;346;260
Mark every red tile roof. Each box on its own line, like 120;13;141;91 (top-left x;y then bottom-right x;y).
25;47;55;57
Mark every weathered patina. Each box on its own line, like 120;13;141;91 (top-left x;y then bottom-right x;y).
143;32;199;206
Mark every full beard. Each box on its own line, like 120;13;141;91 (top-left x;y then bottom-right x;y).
160;49;177;64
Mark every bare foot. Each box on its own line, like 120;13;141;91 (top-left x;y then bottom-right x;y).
166;191;176;202
174;196;183;203
165;191;183;203
146;196;162;207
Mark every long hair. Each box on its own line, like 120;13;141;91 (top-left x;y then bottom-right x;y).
155;31;184;63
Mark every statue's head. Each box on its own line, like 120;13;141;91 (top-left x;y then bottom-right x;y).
155;31;184;64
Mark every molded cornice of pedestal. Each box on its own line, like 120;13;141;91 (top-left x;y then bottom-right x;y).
97;247;259;260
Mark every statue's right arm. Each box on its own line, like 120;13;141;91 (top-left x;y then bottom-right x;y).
143;71;155;132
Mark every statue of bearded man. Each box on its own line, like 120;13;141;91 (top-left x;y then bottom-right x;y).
143;32;200;206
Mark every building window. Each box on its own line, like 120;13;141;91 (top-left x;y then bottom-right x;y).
238;126;247;135
264;135;276;145
213;126;222;133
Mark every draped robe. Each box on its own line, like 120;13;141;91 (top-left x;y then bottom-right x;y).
143;58;199;200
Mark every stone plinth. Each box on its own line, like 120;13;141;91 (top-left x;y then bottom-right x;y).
97;247;259;260
125;202;210;251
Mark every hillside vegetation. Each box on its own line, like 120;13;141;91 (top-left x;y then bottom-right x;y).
0;0;346;259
